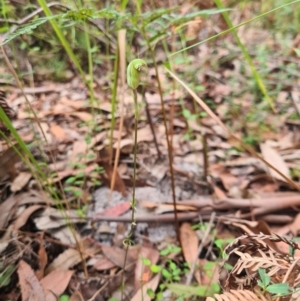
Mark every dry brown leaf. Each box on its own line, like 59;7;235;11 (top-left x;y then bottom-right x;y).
13;205;44;230
60;97;86;109
180;223;199;269
70;140;88;162
185;17;203;45
40;270;74;301
93;257;116;271
18;260;46;301
134;246;159;291
136;126;155;143
70;111;93;122
11;172;32;192
218;170;239;191
50;123;65;141
101;245;136;271
198;259;219;286
0;192;53;229
131;274;160;301
46;239;100;274
52;103;73;115
212;185;227;199
260;143;291;181
0;144;23;182
36;234;48;280
33;207;82;230
45;248;82;274
277;212;300;237
113;138;134;154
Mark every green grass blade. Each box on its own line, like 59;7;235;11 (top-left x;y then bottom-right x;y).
169;0;300;56
36;0;85;79
214;0;275;111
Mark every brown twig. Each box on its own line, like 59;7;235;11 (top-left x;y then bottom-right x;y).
143;90;162;159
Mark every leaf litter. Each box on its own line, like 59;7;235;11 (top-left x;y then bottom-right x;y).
1;1;300;301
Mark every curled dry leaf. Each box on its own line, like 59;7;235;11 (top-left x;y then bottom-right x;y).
130;273;160;301
93;256;116;271
0;192;53;229
33;207;84;230
180;223;201;283
13;205;44;230
70;111;93;122
101;245;136;272
113;138;134;154
10;172;32;192
180;223;199;269
40;270;74;301
0;144;23;182
36;234;48;280
46;238;100;274
50;123;65;141
18;260;46;301
134;246;159;291
260;142;291;181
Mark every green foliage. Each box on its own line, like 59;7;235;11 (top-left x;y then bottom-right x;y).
257;268;292;297
162;260;182;282
0;264;15;287
0;15;59;46
160;245;181;256
65;8;94;21
59;295;70;301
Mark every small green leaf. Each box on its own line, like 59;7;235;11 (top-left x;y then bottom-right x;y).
141;258;151;266
170;246;181;253
160;248;170;256
266;283;291;295
150;264;162;273
0;264;15;287
294;48;300;57
146;288;155;299
182;109;191;119
65;177;76;184
169;261;177;271
156;291;163;300
162;268;172;279
258;268;270;287
59;294;70;301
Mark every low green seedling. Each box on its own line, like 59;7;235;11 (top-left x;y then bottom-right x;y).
257;268;291;297
0;264;15;287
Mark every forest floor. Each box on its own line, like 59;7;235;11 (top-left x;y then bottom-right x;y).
1;1;300;301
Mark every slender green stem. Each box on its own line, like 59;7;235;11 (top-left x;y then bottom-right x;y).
214;0;274;112
121;89;139;300
36;0;85;78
